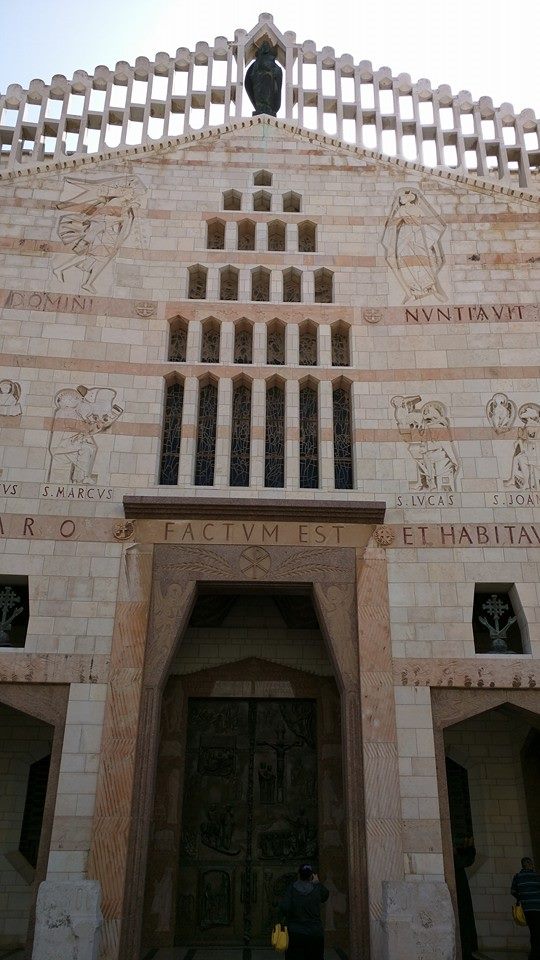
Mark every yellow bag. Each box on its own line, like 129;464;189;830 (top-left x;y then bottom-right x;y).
512;903;527;926
271;922;289;952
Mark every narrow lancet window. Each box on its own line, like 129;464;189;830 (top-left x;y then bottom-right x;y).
252;267;270;302
234;325;253;363
220;266;239;301
268;221;286;251
201;322;220;362
299;323;317;365
265;382;285;487
230;382;252;487
188;265;207;299
238;220;255;250
333;385;353;489
267;322;285;364
298;221;316;252
314;268;333;303
168;319;188;362
283;268;301;302
195;382;218;486
207;219;225;249
331;325;350;366
299;384;319;488
159;380;184;485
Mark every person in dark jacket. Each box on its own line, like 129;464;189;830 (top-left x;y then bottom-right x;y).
280;864;329;960
511;857;540;960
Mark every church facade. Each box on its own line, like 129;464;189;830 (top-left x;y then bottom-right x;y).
0;13;539;960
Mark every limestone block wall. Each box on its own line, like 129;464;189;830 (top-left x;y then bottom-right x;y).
171;594;332;676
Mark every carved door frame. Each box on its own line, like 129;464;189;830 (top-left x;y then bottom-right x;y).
118;542;370;960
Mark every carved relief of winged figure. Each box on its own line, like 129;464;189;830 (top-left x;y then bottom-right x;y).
382;188;447;303
53;175;144;293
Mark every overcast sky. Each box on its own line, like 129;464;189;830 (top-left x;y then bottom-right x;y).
1;0;539;115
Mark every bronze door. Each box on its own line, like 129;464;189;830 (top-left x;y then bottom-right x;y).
176;697;318;947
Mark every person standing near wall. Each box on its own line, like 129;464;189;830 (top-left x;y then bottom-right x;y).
280;864;329;960
511;857;540;960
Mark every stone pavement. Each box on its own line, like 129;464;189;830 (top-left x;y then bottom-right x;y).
141;950;347;959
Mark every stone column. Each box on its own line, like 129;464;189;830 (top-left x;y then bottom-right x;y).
285;322;299;366
220;320;235;364
224;220;236;252
303;271;315;304
286;222;297;253
213;377;233;487
206;266;219;302
319;379;334;490
255;222;266;252
186;319;202;364
356;545;404;959
87;543;155;960
250;379;266;487
270;268;281;303
285;378;299;488
318;323;332;367
177;376;199;486
252;321;267;366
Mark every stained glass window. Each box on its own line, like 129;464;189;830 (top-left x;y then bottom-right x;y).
314;268;333;304
252;268;270;302
283;268;301;302
299;328;317;365
188;265;207;299
201;325;220;363
254;170;272;186
331;328;350;366
207;220;225;249
333;386;353;489
234;328;252;364
265;384;285;487
268;221;285;251
195;383;218;486
298;221;316;252
169;322;187;362
238;220;255;250
159;381;184;485
283;191;301;213
223;190;241;210
300;385;318;488
230;383;251;487
220;267;238;301
254;190;271;212
267;325;285;364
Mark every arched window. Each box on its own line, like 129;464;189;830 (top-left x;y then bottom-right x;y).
159;380;184;485
238;220;255;251
267;321;285;365
333;384;353;489
223;189;241;210
188;265;207;300
331;324;350;366
201;321;220;362
230;381;252;487
234;324;253;363
314;268;333;303
268;220;286;252
253;190;271;212
206;219;225;249
265;381;285;487
195;381;218;485
298;221;316;252
168;317;188;362
252;267;270;302
299;322;317;365
283;191;301;213
299;383;318;488
283;268;301;303
220;266;239;301
254;169;272;186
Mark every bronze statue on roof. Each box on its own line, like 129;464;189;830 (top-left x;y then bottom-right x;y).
245;41;283;116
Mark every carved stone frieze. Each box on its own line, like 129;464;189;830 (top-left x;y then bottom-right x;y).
46;385;123;485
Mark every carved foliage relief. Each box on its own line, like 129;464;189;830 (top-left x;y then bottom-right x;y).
392;395;459;491
382;188;447;303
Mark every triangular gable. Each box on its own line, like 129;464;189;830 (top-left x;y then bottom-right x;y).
1;115;538;209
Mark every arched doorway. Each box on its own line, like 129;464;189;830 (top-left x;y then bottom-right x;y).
140;589;349;957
